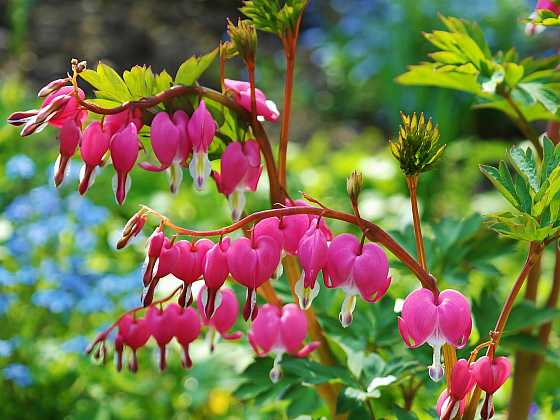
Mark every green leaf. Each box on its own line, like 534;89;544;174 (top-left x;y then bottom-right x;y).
505;301;560;334
122;65;155;100
396;63;484;96
479;164;519;209
154;70;173;93
175;47;218;86
79;62;132;103
504;62;525;88
518;82;560;115
534;166;560;217
509;146;539;192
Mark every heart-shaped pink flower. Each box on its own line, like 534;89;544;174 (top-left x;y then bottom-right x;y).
326;233;391;327
227;235;281;320
78;121;111;196
202;237;231;318
110;122;139;204
172;238;213;306
197;286;242;350
398;288;472;382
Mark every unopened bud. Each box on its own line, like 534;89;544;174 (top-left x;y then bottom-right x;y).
117;210;148;249
38;78;71;97
227;19;257;66
7;109;39;126
346;170;363;203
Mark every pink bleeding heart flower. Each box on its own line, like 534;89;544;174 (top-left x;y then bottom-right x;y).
398;288;472;382
40;86;87;129
248;303;319;382
53;117;82;187
141;111;191;193
78;121;111;195
143;239;180;306
202;237;231;318
296;224;329;309
144;304;178;370
197;286;242;350
472;356;512;419
15;87;87;136
289;199;333;241
188;100;217;191
254;215;310;256
171;238;213;307
537;0;560;15
438;359;475;420
172;304;201;368
110;122;139;204
213;140;262;220
227;235;281;321
326;234;391;327
114;314;151;372
104;108;143;136
224;79;280;122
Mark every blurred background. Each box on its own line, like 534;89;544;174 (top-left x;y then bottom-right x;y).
0;0;559;419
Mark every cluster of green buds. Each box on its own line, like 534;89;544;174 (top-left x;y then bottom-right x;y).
390;112;446;177
227;18;257;66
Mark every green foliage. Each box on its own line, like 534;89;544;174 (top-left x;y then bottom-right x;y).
480;137;560;241
397;15;560;122
389;112;446;176
175;48;218;86
527;8;560;27
240;0;308;36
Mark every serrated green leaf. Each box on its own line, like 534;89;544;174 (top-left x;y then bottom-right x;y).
519;82;560;115
123;65;155;100
154;70;173;93
79;62;132;102
504;62;524;88
480;164;519;208
534;166;560;217
514;173;532;214
396;63;484;95
509;146;539;192
175;48;218;86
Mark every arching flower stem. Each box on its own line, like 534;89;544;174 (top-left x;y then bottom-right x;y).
138;201;439;293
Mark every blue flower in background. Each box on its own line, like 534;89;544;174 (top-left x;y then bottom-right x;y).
0;293;14;315
3;363;33;387
32;289;75;313
5;154;35;180
0;339;14;358
61;336;89;354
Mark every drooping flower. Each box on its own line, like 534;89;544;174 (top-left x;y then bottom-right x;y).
249;303;320;382
325;234;391;327
213;140;262;220
53;117;82;187
188;100;217;191
201;237;231;318
143;239;180;306
295;224;329;309
437;359;475;420
472;356;512;419
140;111;191;193
536;0;560;15
13;86;88;136
172;304;201;368
110;122;139;204
227;235;281;320
289;199;333;240
116;210;147;249
224;79;280;122
104;108;143;136
171;238;213;307
114;314;151;372
253;214;309;256
398;288;472;382
78;121;111;195
145;304;178;370
197;286;242;351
